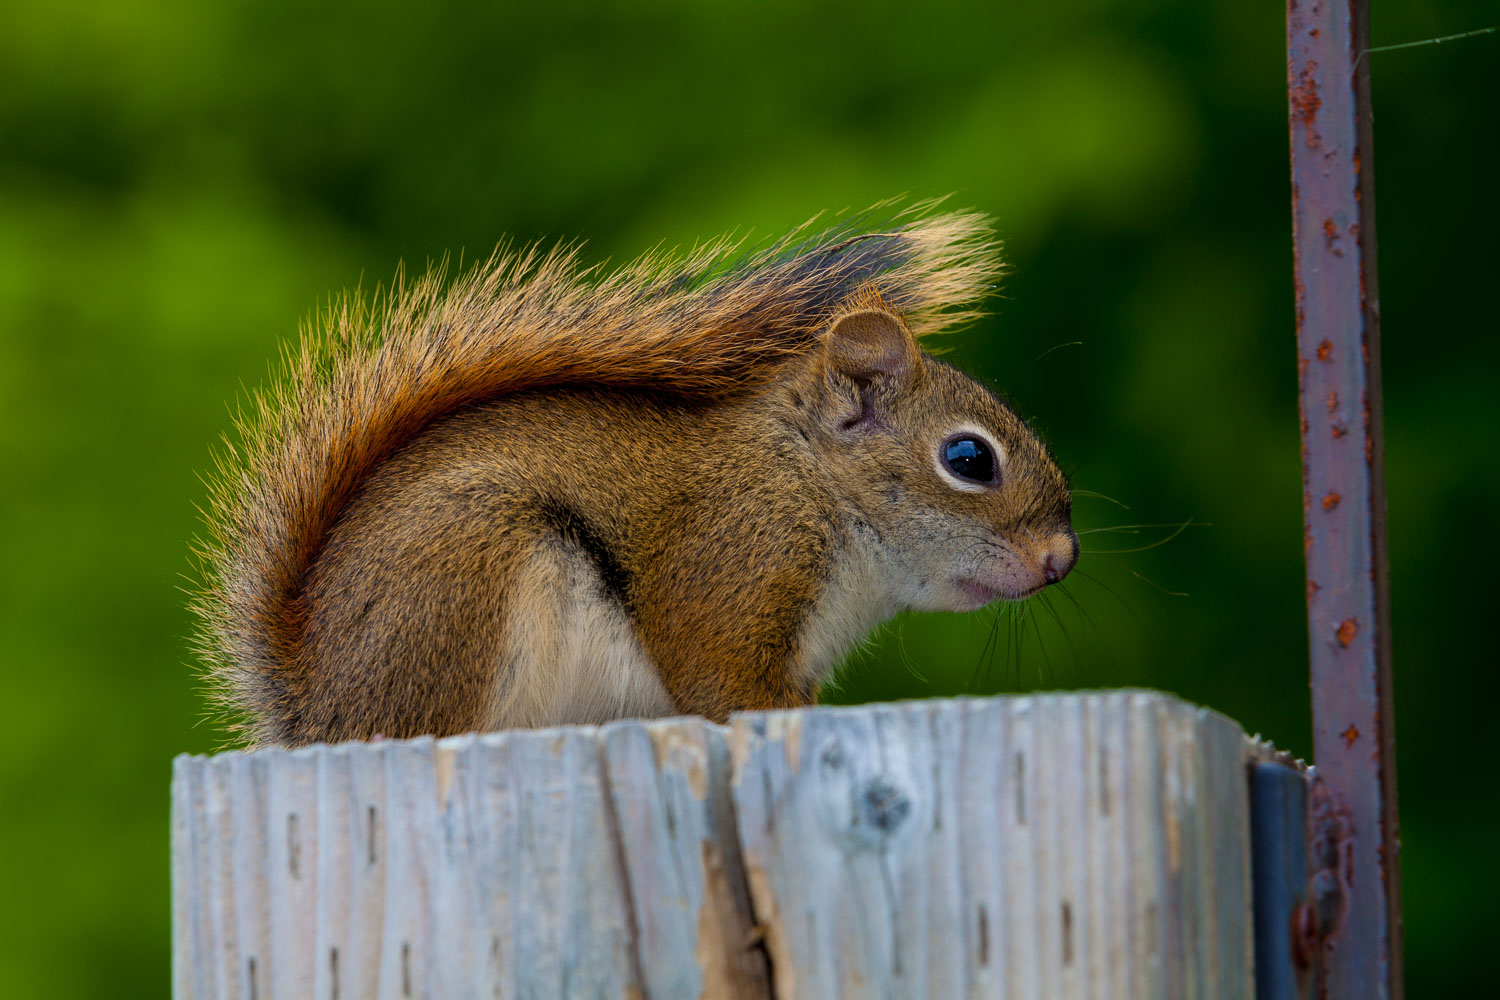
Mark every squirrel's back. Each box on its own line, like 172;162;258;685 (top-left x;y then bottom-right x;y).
194;207;1003;745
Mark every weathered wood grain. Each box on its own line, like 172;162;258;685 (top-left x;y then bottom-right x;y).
173;692;1256;999
602;719;772;998
172;717;766;999
728;692;1253;999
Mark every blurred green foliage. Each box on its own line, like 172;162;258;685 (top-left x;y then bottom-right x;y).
1;0;1494;994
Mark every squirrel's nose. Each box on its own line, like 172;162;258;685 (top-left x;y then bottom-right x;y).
1043;556;1064;584
1041;530;1079;585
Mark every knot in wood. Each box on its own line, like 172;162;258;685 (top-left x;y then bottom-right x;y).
854;777;911;838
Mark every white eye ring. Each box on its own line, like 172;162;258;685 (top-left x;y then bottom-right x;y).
933;424;1006;493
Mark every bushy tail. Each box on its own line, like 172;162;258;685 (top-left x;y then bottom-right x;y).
192;204;1001;738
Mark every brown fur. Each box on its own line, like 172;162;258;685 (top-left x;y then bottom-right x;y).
194;205;1075;747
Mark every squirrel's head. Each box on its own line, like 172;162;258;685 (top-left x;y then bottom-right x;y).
799;305;1077;612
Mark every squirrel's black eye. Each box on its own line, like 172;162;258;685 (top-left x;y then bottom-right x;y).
942;435;996;484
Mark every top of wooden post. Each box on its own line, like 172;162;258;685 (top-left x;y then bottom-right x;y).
173;690;1277;999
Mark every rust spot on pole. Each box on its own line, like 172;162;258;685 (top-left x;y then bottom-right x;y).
1316;339;1333;361
1289;61;1322;148
1343;724;1360;748
1335;619;1357;647
1321;491;1341;512
1322;218;1344;257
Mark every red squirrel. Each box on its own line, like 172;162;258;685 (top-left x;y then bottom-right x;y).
194;208;1077;746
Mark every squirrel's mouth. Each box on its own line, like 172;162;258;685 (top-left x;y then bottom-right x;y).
954;576;1043;608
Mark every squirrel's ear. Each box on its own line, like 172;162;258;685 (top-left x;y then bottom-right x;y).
822;309;920;389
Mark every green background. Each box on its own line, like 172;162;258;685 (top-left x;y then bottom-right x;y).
2;1;1493;994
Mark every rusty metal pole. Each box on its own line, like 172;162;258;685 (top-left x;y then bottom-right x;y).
1285;0;1403;997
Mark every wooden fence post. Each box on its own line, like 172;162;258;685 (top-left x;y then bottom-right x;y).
173;691;1265;998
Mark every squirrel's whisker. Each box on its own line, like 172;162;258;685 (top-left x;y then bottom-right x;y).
1052;583;1121;671
1070;488;1130;509
1079;518;1203;553
1028;607;1056;687
1070;568;1149;628
1035;592;1083;675
1079;559;1189;599
1076;520;1207;536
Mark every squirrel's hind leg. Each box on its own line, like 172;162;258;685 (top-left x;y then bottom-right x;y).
481;529;675;731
